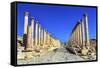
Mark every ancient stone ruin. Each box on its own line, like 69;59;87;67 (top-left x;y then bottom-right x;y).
66;14;96;60
17;11;61;60
17;12;96;61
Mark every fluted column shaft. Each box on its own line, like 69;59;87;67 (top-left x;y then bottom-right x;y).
23;12;28;50
81;19;85;46
84;14;90;45
27;26;32;49
79;23;82;45
31;17;35;48
38;25;41;46
35;22;39;46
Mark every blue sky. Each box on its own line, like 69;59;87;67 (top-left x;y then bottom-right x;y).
17;3;97;42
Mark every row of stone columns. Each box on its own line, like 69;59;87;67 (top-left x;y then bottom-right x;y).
23;11;60;51
70;14;90;46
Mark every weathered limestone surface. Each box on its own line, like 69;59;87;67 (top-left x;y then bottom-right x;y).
84;14;90;46
79;22;82;45
23;12;28;50
66;14;96;60
31;17;35;48
21;11;61;53
81;19;85;46
17;47;84;65
35;22;38;46
17;12;96;65
24;12;28;34
27;26;32;50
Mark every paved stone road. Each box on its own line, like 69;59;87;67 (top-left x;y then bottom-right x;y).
17;47;84;65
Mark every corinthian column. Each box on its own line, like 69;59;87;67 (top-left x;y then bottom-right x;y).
40;28;44;46
81;19;85;46
24;12;28;34
38;24;41;46
75;27;78;43
73;31;75;41
35;21;39;46
47;33;50;46
79;21;82;45
43;30;46;48
46;31;48;47
49;34;52;46
71;33;74;42
27;26;32;50
77;22;81;45
31;17;35;48
76;25;79;44
84;14;90;46
23;12;28;50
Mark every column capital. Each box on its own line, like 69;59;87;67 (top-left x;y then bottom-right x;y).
78;20;81;23
31;17;34;20
24;11;28;16
83;13;88;17
36;21;39;24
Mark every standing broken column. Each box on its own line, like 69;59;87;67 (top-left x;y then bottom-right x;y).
84;14;90;46
23;12;28;50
